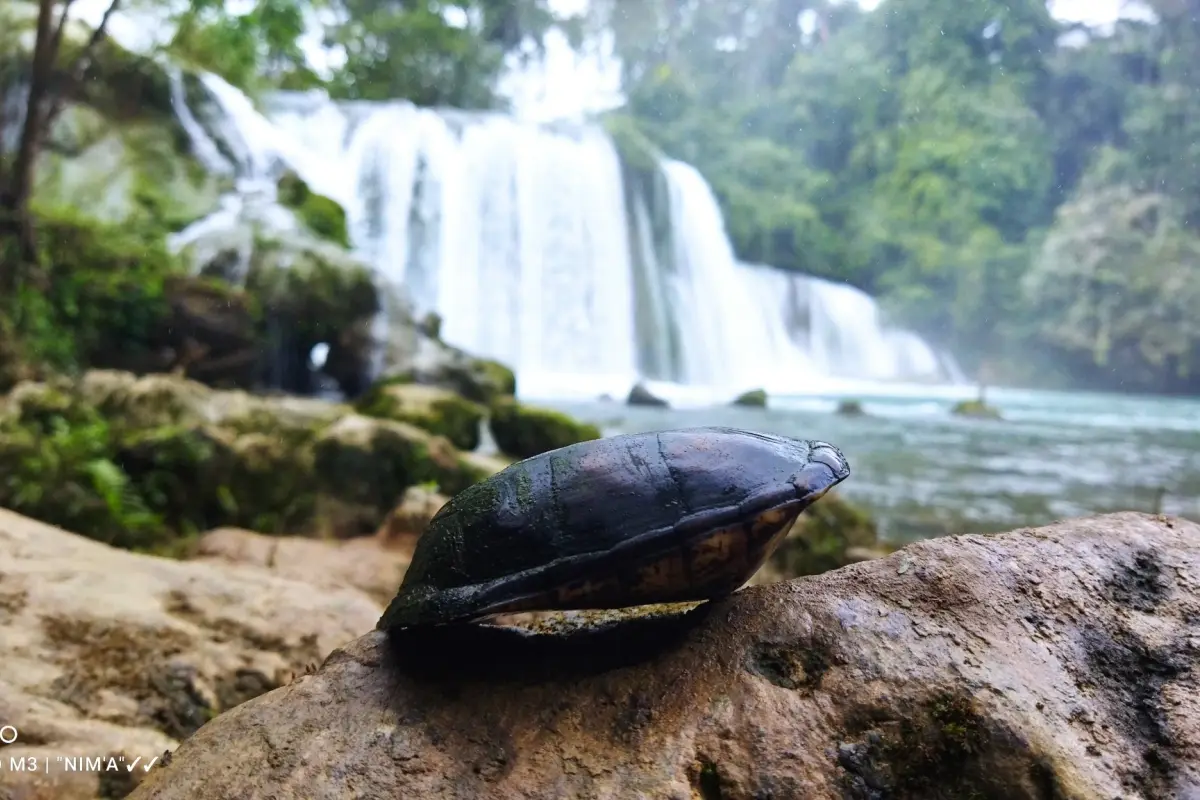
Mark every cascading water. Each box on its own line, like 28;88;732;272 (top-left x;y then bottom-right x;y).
736;262;960;384
168;71;963;397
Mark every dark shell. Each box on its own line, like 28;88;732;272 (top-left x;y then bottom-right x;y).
377;426;850;629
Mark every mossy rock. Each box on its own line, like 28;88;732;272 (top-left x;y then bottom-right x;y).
0;370;496;550
765;493;891;580
243;233;379;395
627;382;669;407
356;380;486;451
277;170;349;247
4;207;190;378
732;388;768;407
310;415;479;537
836;399;866;417
950;399;1003;420
408;358;517;406
488;398;602;460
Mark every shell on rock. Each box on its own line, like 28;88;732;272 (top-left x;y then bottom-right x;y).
377;426;850;629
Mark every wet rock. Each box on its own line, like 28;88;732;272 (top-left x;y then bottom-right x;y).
627;381;669;407
0;508;378;800
128;512;1200;799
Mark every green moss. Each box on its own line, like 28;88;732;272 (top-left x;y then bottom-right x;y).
277;170;349;247
0;371;496;550
244;233;379;391
310;416;478;536
872;693;1000;798
602;112;662;175
488;397;602;459
2;206;182;379
384;357;517;407
77;38;175;121
732;388;767;407
950;399;1003;420
355;380;486;451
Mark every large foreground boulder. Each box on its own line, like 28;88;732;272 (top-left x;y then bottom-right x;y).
130;512;1200;799
0;508;380;800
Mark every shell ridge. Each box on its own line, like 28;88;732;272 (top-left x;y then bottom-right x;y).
656;431;690;515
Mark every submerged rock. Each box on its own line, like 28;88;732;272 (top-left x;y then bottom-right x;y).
0;508;379;800
836;398;866;416
128;512;1200;799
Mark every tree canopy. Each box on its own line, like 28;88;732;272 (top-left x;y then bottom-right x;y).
593;0;1200;394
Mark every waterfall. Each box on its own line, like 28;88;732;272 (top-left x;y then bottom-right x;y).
168;72;963;397
736;262;958;384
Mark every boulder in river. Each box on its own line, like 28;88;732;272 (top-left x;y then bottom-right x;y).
129;512;1200;799
627;381;669;407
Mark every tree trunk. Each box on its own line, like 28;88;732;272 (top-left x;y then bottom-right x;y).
0;0;58;282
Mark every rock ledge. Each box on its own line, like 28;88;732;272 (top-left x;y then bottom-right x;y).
131;512;1200;800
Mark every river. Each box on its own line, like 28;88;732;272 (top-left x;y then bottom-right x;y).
530;384;1200;545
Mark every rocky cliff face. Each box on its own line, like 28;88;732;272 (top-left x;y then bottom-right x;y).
126;512;1200;800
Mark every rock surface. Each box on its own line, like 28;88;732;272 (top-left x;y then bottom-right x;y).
188;528;408;607
0;508;380;800
129;512;1200;799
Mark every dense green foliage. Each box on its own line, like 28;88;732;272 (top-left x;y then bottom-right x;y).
593;0;1200;394
0;206;181;388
